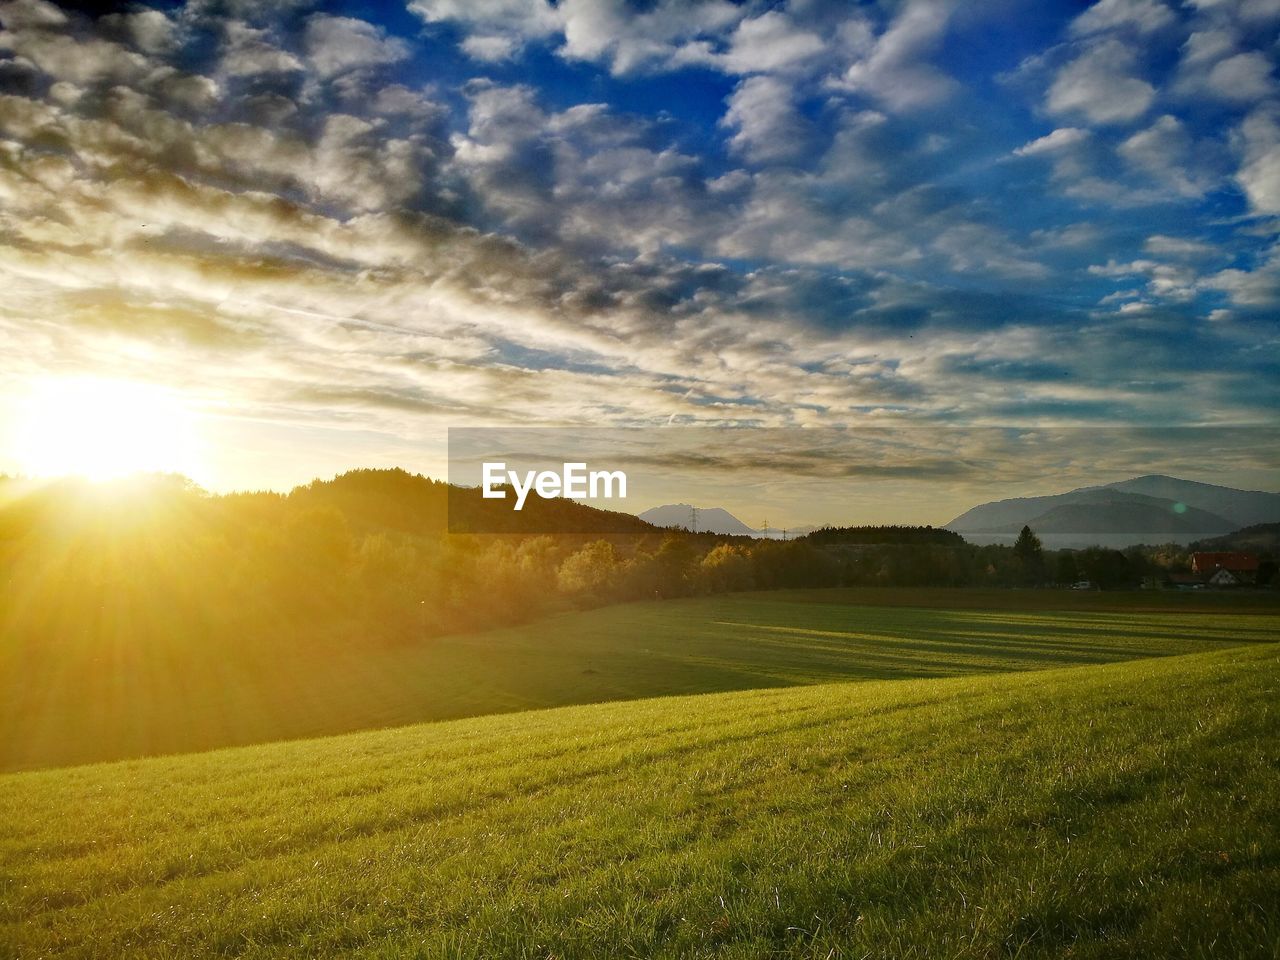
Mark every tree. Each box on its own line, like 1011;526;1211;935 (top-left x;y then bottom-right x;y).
1013;525;1046;585
1055;551;1079;585
556;540;620;598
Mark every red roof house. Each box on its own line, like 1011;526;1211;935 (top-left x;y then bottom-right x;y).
1190;552;1260;576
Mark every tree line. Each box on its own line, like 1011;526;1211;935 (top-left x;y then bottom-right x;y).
1;472;1274;665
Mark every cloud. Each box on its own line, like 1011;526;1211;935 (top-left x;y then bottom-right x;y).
219;21;303;77
101;9;179;55
716;11;826;76
0;0;66;30
1047;39;1156;125
1013;127;1091;156
1234;104;1280;214
1203;52;1276;102
1118;115;1217;197
0;0;1274;485
832;0;958;111
0;20;149;84
408;0;561;62
1144;234;1219;258
460;34;517;62
303;15;410;79
721;75;816;165
1071;0;1177;37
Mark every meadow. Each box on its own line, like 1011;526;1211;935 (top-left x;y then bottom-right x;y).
2;640;1277;958
4;588;1277;771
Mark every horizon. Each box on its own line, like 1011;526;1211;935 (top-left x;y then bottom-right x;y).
6;463;1278;534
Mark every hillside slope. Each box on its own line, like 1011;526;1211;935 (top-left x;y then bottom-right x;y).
2;645;1277;959
6;591;1276;772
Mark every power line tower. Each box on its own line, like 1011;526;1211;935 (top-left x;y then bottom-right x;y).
761;518;770;539
689;505;699;533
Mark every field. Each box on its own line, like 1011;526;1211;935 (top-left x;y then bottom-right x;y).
4;588;1279;770
2;639;1278;958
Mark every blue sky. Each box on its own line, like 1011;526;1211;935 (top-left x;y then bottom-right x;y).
0;0;1276;509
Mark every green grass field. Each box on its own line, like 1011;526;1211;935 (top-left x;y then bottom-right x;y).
3;641;1277;958
4;588;1278;770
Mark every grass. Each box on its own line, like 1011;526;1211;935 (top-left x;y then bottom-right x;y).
1;642;1277;958
3;588;1278;770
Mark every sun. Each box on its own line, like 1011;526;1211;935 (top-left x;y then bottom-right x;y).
10;376;206;483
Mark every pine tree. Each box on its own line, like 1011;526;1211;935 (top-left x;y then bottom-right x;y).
1013;525;1045;585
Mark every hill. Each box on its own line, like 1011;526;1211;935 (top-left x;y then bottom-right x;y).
3;589;1277;772
948;474;1280;536
3;644;1277;958
290;468;655;535
638;503;757;535
1191;522;1280;553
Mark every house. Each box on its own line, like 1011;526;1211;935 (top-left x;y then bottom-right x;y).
1208;568;1243;587
1190;551;1260;586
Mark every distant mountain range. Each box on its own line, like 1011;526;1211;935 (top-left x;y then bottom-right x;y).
637;504;818;538
947;475;1280;538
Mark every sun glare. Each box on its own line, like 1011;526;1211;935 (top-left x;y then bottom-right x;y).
11;377;206;483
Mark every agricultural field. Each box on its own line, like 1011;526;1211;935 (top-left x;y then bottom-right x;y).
2;640;1277;958
4;588;1278;771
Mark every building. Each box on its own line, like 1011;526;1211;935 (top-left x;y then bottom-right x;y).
1190;552;1260;586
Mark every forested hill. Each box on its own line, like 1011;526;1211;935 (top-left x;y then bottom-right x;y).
289;468;654;536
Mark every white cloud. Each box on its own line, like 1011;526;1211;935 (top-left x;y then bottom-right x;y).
219;21;302;77
412;0;746;76
1204;52;1275;102
304;15;410;79
556;0;743;76
460;34;518;62
1234;104;1280;214
1144;234;1219;258
833;0;957;111
408;0;561;45
1013;127;1091;156
1180;28;1237;69
718;11;826;75
1047;39;1155;125
722;75;814;165
1071;0;1176;36
1119;115;1215;197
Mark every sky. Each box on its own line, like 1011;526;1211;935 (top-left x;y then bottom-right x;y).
0;0;1277;522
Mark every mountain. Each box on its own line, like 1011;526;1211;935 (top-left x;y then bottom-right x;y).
947;475;1280;537
638;504;756;536
983;498;1232;535
1104;475;1280;528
